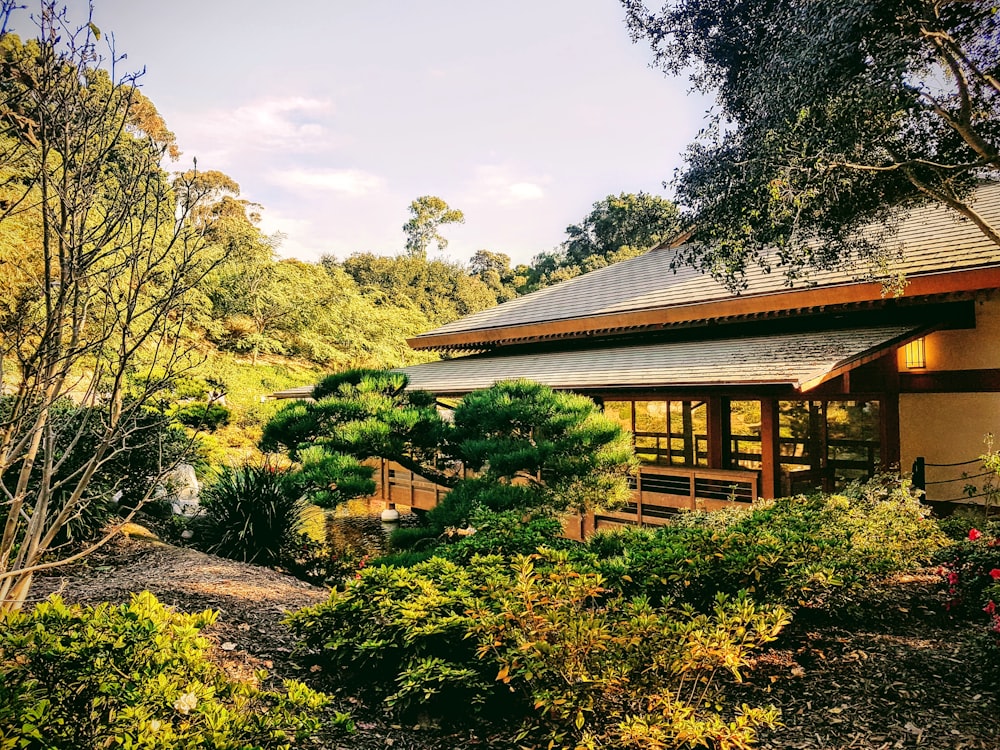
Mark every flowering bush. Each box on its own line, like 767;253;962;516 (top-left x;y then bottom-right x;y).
0;592;340;749
937;527;1000;671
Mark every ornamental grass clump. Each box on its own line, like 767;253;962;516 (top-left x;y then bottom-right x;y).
197;461;306;567
0;592;337;749
287;551;789;748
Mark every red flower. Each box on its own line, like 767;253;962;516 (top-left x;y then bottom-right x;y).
990;569;1000;581
986;600;997;615
948;571;960;585
969;528;981;542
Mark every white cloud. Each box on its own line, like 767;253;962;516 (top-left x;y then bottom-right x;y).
508;182;545;201
271;168;385;196
171;96;337;163
465;165;550;206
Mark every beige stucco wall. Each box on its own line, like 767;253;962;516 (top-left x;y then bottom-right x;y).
898;295;1000;503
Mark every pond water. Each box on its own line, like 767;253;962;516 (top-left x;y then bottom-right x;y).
322;498;424;558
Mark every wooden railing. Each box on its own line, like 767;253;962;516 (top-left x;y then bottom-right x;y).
376;461;450;512
595;464;759;527
373;459;760;534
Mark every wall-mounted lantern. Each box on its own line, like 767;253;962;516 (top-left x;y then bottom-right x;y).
904;337;926;369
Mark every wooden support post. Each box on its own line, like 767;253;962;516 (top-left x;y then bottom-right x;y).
682;402;694;465
708;397;731;469
636;469;643;525
760;398;780;500
880;354;902;470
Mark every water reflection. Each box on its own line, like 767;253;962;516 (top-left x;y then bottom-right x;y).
324;498;422;558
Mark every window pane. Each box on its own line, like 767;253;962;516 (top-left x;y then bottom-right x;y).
603;401;632;433
730;400;762;470
634;401;667;433
668;400;708;467
826;400;880;487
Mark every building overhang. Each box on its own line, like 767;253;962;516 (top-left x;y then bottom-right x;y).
397;324;927;397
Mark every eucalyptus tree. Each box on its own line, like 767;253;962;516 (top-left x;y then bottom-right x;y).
623;0;1000;288
402;195;465;258
0;2;219;611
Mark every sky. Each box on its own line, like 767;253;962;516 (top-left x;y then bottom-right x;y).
14;1;709;266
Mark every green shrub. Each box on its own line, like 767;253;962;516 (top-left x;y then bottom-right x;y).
287;552;788;746
0;592;337;749
288;555;496;720
0;397;192;544
937;514;1000;542
436;509;570;563
197;462;305;567
385;506;569;564
387;525;440;551
590;476;947;611
173;402;231;431
373;548;438;568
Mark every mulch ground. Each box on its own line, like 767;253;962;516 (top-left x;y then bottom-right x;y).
31;529;1000;750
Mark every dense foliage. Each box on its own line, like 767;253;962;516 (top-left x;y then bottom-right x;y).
624;0;1000;287
287;476;951;746
937;522;1000;672
288;551;787;749
0;592;337;749
518;192;682;291
0;4;223;610
588;478;947;611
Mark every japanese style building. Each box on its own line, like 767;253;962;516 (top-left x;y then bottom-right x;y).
392;183;1000;524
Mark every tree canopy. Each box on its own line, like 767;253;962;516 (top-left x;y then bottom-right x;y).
261;372;636;529
0;4;217;611
623;0;1000;288
517;192;681;292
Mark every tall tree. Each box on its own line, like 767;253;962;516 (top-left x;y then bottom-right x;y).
0;2;217;611
469;249;517;302
402;195;465;258
623;0;1000;288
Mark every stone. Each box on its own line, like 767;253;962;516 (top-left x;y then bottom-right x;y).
155;463;203;517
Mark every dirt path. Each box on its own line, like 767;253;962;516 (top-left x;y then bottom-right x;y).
737;576;1000;750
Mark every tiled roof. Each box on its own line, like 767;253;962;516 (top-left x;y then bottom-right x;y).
411;183;1000;349
398;325;922;395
